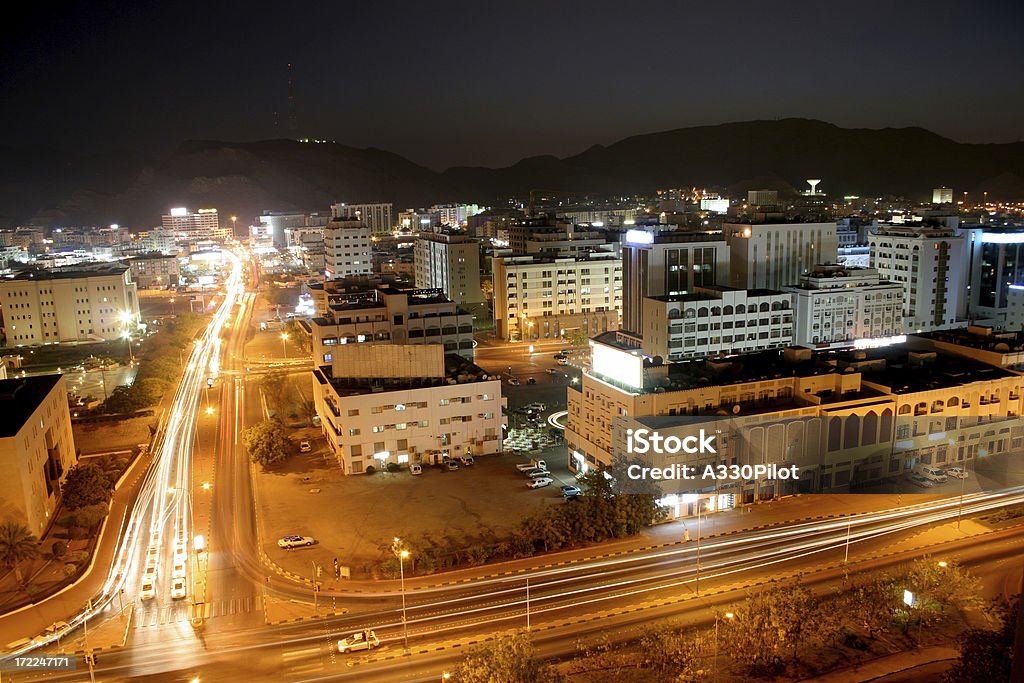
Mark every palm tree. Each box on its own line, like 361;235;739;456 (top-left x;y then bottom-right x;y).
0;521;39;586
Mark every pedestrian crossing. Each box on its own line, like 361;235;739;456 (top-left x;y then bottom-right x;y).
135;595;257;627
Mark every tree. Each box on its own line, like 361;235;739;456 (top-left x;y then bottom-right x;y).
0;521;39;585
62;463;114;509
944;596;1017;682
567;328;589;347
906;557;985;618
243;419;292;467
453;631;563;683
639;623;708;680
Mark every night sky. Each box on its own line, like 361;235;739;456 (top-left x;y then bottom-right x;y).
2;0;1022;169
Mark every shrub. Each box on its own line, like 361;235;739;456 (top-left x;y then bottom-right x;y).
73;504;108;529
68;526;90;540
365;465;376;475
51;541;67;558
386;463;400;473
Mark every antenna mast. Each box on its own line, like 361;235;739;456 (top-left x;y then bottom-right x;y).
287;63;297;136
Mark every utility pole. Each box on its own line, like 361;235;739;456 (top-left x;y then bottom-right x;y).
526;577;531;631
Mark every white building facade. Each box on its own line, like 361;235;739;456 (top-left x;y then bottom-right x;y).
492;253;622;341
414;232;484;305
783;264;904;348
324;218;373;280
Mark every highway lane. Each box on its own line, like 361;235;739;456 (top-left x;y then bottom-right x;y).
26;487;1024;681
28;508;1024;681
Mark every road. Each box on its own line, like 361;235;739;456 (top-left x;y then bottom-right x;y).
22;486;1024;681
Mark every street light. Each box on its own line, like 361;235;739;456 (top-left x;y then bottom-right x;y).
281;332;289;358
696;498;713;595
393;537;410;650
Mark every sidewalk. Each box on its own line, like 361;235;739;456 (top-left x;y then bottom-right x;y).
802;645;959;682
260;492;946;596
0;446;152;648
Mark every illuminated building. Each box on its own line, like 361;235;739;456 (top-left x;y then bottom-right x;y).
0;263;140;345
312;345;504;474
161;207;228;240
0;374;78;535
724;222;838;290
414;232;483;305
491;253;622;341
331;202;394;235
782;264;904;348
324;217;373;279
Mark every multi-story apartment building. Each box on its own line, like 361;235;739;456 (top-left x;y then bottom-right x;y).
306;286;475;365
331;202;394;235
430;204;483;229
933;187;954;204
508;218;613;257
639;286;794;360
128;252;180;289
137;228;178;254
724;221;838;290
312;345;504;474
414;232;484;305
492;253;622;341
782;264;904;348
161;208;228;241
0;264;140;346
621;230;731;334
260;210;330;248
869;222;971;332
0;374;78;535
324;217;372;280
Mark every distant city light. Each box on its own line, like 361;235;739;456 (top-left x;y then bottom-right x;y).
853;335;907;350
624;229;654;245
981;232;1024;244
170;207;188;217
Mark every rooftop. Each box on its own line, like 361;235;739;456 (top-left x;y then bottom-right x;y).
5;263;129;281
913;328;1024;355
837;347;1017;393
0;374;62;438
314;354;496;398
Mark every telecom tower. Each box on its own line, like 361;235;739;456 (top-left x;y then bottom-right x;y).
287;63;297;136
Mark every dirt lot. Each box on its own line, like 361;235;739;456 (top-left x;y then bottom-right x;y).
256;435;573;580
72;415;155;454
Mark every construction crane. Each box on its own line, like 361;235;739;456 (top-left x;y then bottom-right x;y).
528;189;596;217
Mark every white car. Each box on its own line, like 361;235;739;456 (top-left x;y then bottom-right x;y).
338;629;380;653
173;562;186;579
170;577;187;600
528;477;553;489
140;579;156;600
945;467;969;479
299;440;312;453
277;535;315;549
459;456;475;467
409;463;423;475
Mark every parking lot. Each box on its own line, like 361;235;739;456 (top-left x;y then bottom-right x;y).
256;440;578;580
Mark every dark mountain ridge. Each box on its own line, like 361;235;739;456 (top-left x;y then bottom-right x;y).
2;119;1021;228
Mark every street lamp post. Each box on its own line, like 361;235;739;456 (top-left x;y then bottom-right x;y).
280;332;289;359
393;538;410;650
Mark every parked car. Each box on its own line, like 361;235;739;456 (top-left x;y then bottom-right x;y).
945;466;968;479
912;464;948;484
459;455;475;467
560;485;582;498
553;353;567;360
527;469;552;479
517;459;546;472
546;368;559;375
525;402;547;412
905;473;935;488
337;629;380;653
299;440;312;453
173;562;186;578
446;460;460;471
508;377;521;386
277;535;315;549
528;477;553;489
527;377;537;385
170;577;187;600
409;463;423;475
557;357;569;366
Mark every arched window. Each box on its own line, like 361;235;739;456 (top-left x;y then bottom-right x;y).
698;307;709;317
862;411;878;446
723;305;734;315
898;404;911;415
736;304;746;314
711;306;721;316
684;308;697;319
844;415;860;449
759;302;770;312
948;396;960;407
668;308;681;319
